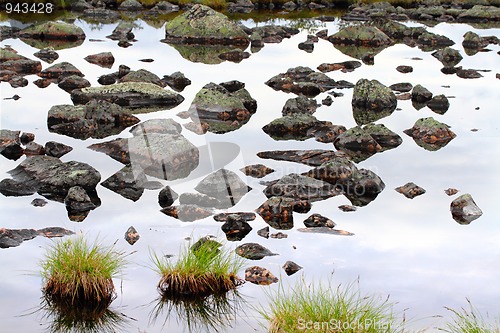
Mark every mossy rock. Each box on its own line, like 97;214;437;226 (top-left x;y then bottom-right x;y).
19;21;85;41
164;4;249;46
328;24;392;47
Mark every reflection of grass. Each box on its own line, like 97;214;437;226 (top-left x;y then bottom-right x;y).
38;298;129;333
260;278;405;333
150;291;244;332
439;298;500;333
151;237;245;298
40;236;127;309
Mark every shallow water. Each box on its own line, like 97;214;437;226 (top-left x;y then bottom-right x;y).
1;12;500;333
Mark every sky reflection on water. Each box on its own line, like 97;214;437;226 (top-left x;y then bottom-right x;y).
1;14;499;333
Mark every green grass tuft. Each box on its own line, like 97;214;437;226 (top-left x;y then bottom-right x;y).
439;298;500;333
40;235;127;308
260;277;406;333
152;237;245;298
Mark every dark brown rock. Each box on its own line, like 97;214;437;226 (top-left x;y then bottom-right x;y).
257;150;346;167
158;186;178;207
101;165;148;202
240;164;274;178
245;266;278;285
257;226;269;239
395;182;426;199
303;213;336;228
396;65;413;73
445;188;459;196
221;214;252;241
44;141;73;158
39;62;84;80
0;129;23;160
404;117;456;151
283;261;302;276
84;52;115;68
236;243;277;260
125;226;140;245
256;196;295;230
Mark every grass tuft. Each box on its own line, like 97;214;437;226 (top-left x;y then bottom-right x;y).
260;277;406;333
40;235;127;309
151;237;245;298
439;298;500;333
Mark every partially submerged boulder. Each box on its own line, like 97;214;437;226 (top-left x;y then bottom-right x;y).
257;150;345;167
351;79;397;125
0;129;23;160
235;243;278;260
101;165;148;202
164;4;250;46
71;82;184;111
404;117;456;151
84;52;115;68
221;214;252;241
19;21;85;41
328;24;392;47
0;47;42;76
263;173;341;202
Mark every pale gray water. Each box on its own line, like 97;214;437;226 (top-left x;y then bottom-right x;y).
1;14;499;333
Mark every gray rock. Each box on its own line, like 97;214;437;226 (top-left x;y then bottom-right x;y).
282;96;318;116
44;141;73;158
195;169;250;207
263;173;340;201
450;194;483;224
65;185;96;212
101;165;148;202
161;204;213;222
411;84;433;103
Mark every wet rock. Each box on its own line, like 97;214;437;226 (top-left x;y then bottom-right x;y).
372;18;425;40
283;261;302;276
245;266;278;285
456;68;483;79
411;84;433;104
256;196;295;230
161;71;191;92
328;24;392;47
303;213;335;228
31;198;48;207
125;226;140;245
39;62;84;80
161;204;213;222
297;227;354;236
0;129;23;160
119;0;143;11
427;94;450;114
395;182;426;199
389;82;413;93
48;100;139;140
351;79;397;125
119;69;164;87
4;155;100;203
221;214;252;241
322;96;333;106
44;141;73;158
236;243;278;260
8;75;28;88
334;126;381;161
19;21;85;42
251;25;299;45
149;1;179;14
417;31;454;50
71;82;184;110
462;31;499;55
404;117;456;151
84;52;115;68
58;75;91;92
65;185;96;212
101;165;148;201
33;47;59;64
240;164;274;179
257;150;345;167
298;35;318;53
363;123;402;151
317;60;361;73
263;173;341;202
450;193;483;225
431;47;463;68
396;65;413;73
265;66;346;97
257;226;269;239
195;169;250;207
0;47;42;76
445;188;459;196
89;133;199;180
213;212;256;222
158;186;178;208
191;236;222;255
164;4;250;46
282;96;318;116
262;114;324;141
24;142;45;156
339;204;357;212
187;81;256;134
0;227;74;248
457;5;500;23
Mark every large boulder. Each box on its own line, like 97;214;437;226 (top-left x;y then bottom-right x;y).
19;21;85;41
2;155;100;202
351;79;397;125
71;82;184;112
457;5;500;22
164;4;250;46
186;81;257;134
328;24;392;47
0;47;42;76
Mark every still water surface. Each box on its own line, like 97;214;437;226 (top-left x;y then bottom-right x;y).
1;13;499;333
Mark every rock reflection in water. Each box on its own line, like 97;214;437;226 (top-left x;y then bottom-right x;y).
149;291;244;333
